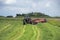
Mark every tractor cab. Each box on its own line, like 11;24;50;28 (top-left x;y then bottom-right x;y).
23;16;32;25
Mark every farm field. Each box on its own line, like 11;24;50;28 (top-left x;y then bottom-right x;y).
0;18;60;40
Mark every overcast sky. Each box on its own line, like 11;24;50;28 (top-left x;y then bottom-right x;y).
0;0;60;17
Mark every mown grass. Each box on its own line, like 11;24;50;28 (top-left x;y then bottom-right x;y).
0;18;60;40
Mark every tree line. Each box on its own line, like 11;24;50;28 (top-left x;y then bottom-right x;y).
16;12;50;18
0;12;60;18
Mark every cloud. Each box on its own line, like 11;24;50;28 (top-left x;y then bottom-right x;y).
5;0;16;4
45;2;51;7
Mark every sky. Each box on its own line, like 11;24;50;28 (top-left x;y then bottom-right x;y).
0;0;60;17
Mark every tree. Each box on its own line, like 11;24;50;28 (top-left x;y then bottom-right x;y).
6;16;13;18
16;14;22;17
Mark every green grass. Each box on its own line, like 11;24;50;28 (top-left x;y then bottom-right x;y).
0;18;60;40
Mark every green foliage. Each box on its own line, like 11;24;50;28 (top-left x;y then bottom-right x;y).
16;12;50;18
0;16;5;18
6;16;13;18
26;12;50;17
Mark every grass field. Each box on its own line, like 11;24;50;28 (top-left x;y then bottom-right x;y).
0;18;60;40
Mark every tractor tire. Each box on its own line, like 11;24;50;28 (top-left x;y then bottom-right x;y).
23;20;26;25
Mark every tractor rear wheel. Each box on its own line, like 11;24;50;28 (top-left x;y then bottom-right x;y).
23;20;26;25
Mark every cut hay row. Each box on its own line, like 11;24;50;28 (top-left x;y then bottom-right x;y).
37;23;54;40
36;28;41;40
33;25;41;40
8;25;24;40
0;21;22;40
17;25;34;40
31;25;41;40
41;23;56;40
6;23;25;40
0;24;11;33
37;22;60;40
31;25;38;40
47;23;60;40
0;22;10;30
12;25;26;40
0;22;17;33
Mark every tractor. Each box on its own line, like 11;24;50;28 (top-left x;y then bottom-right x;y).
23;16;47;25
